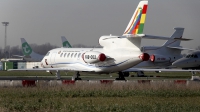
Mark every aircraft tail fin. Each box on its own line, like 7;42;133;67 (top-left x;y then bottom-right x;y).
21;38;33;56
123;1;148;36
21;38;44;62
61;36;72;48
163;27;184;47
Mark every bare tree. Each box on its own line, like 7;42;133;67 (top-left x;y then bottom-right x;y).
9;45;22;58
30;43;58;55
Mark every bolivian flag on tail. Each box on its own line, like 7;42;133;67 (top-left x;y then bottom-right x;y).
123;1;148;35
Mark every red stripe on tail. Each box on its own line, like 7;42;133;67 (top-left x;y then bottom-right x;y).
142;5;148;14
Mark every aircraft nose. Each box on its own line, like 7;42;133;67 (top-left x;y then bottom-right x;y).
172;60;182;67
172;58;188;68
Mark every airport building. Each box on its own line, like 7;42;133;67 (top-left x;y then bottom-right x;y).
0;58;41;71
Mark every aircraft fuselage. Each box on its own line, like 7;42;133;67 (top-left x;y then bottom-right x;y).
41;47;144;73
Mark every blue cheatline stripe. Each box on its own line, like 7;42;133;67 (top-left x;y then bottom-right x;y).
50;59;131;68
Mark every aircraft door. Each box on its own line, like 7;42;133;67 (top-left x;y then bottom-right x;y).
50;52;57;65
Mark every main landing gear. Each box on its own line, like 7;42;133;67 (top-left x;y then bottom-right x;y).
136;71;145;77
115;72;128;81
55;70;61;80
72;72;82;81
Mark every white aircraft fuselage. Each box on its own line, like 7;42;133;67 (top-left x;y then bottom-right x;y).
41;36;147;73
172;51;200;69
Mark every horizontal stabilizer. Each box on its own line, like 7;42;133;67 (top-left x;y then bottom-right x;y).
167;46;198;51
142;35;192;41
121;34;191;41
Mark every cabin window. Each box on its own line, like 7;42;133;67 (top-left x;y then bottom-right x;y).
71;53;74;58
74;53;77;58
67;53;70;58
45;52;50;56
64;53;67;57
60;53;63;57
78;53;81;58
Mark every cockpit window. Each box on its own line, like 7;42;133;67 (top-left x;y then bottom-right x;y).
45;52;50;56
185;55;189;58
186;54;198;58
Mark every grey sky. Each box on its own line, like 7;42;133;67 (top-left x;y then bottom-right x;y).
0;0;200;50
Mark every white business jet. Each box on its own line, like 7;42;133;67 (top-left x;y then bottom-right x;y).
8;1;150;80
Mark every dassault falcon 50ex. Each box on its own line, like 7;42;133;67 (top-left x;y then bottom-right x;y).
9;1;150;80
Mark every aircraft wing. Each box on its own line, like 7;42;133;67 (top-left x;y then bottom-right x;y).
8;67;94;72
12;55;24;58
123;68;200;72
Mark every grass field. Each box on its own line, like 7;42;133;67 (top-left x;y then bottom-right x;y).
0;81;200;111
0;71;200;111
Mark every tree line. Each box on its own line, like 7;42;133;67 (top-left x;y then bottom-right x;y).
0;43;102;59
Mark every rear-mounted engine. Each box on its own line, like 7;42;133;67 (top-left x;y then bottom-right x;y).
150;54;170;62
139;53;150;61
82;51;106;63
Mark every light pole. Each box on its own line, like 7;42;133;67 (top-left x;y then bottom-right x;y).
2;22;9;59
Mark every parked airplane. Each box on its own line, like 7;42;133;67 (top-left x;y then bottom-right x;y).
13;38;44;62
61;36;72;48
14;36;72;62
63;27;187;77
8;1;149;80
131;27;185;76
125;48;200;75
172;51;200;69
